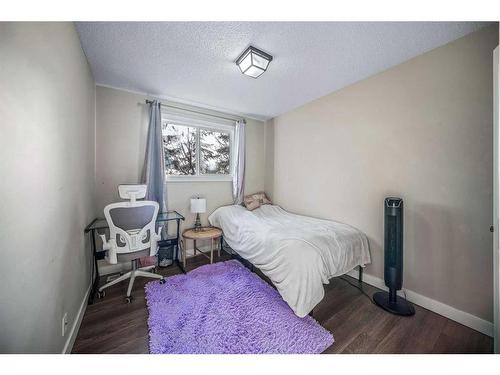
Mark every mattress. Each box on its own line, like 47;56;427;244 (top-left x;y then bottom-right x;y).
208;204;371;317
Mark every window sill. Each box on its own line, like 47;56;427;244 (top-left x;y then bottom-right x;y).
166;175;233;183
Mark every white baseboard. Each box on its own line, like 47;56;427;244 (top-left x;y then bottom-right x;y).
346;269;493;337
62;283;91;354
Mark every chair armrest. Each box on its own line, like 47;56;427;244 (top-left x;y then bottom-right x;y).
155;225;163;241
99;234;111;250
99;234;118;264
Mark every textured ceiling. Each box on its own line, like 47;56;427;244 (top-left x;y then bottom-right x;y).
76;22;493;120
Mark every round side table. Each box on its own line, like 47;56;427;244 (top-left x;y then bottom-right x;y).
181;227;223;271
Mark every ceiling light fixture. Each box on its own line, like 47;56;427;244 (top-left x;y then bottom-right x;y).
236;46;273;78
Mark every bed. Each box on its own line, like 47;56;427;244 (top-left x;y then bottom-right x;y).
208;204;371;317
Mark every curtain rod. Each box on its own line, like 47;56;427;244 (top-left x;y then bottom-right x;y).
145;100;245;123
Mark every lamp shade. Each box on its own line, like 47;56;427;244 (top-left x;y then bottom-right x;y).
190;198;206;213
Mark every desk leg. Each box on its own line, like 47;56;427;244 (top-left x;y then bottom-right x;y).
176;219;180;260
88;229;100;305
174;219;186;274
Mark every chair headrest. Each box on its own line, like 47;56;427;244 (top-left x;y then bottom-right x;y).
118;184;147;203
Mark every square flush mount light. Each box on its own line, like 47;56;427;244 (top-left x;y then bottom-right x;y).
236;46;273;78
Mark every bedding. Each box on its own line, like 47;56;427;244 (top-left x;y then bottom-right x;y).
208;204;371;317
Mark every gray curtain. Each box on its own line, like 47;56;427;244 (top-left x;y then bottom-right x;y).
142;100;166;213
232;120;246;204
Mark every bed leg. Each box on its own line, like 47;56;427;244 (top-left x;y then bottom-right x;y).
358;266;363;283
309;309;314;318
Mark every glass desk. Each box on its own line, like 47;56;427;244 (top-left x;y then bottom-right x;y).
84;210;185;305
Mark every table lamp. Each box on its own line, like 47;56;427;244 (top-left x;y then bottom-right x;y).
190;197;206;232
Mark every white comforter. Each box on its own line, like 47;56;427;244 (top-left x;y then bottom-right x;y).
208;204;371;317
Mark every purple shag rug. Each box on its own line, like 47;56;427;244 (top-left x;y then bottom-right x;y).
144;260;334;354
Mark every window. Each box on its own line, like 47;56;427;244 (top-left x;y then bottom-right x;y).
163;124;197;176
162;115;233;181
200;128;231;175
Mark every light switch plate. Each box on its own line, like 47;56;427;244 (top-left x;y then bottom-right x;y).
62;312;68;336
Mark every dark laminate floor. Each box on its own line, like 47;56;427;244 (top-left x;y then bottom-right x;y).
72;253;493;354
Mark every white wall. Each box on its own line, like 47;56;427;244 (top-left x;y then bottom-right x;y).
264;118;275;200
0;23;96;353
95;86;265;244
267;25;498;322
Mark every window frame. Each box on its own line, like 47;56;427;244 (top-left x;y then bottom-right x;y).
162;112;235;183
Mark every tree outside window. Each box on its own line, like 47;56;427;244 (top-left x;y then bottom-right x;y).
162;122;231;177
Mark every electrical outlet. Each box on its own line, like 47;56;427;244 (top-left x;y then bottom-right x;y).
62;312;68;337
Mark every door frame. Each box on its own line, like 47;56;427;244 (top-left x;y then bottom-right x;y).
494;45;499;354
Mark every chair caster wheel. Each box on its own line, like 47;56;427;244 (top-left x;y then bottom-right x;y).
125;296;133;304
97;290;105;299
159;278;166;284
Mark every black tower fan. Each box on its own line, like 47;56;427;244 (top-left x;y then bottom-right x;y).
372;197;415;316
